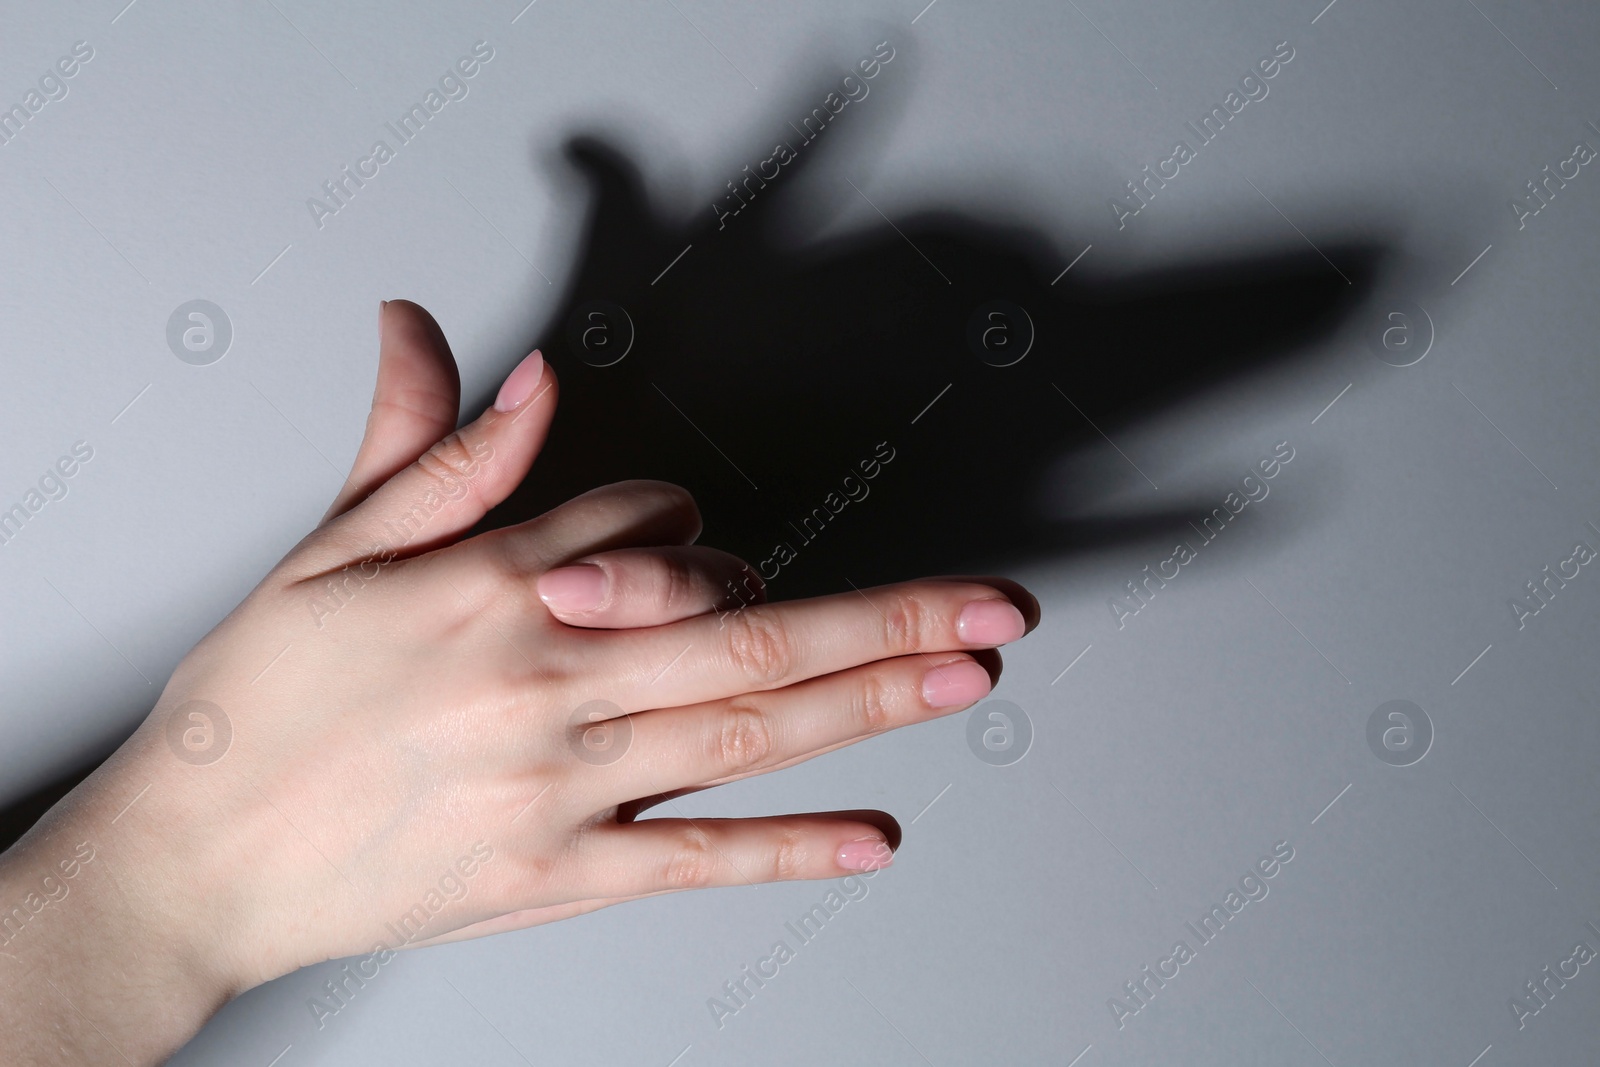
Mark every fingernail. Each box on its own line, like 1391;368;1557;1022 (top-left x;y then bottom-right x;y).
494;350;545;412
922;659;992;709
956;599;1026;645
378;300;388;343
837;836;893;872
537;564;607;612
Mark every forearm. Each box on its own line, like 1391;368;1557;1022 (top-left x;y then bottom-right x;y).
0;759;241;1065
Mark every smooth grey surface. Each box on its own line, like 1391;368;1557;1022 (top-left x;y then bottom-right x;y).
3;1;1599;1064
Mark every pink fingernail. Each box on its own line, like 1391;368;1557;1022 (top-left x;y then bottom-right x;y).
837;836;894;872
378;300;387;343
494;350;545;412
537;564;607;612
922;659;992;709
956;599;1026;645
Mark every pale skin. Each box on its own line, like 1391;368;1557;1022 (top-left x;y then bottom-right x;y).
0;301;1038;1064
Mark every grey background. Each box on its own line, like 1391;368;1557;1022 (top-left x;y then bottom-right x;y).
3;0;1598;1063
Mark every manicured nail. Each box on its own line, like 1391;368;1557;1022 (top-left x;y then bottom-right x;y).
537;564;607;612
956;599;1025;645
836;836;893;872
922;659;992;709
494;349;545;412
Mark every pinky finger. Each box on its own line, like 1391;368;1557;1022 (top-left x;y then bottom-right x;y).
574;814;895;899
408;813;896;948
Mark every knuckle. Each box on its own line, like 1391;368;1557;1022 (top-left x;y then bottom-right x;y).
723;609;793;685
856;671;897;735
503;849;559;901
370;385;455;428
415;433;488;508
713;701;774;772
662;830;718;890
770;828;808;882
880;591;932;657
654;552;696;616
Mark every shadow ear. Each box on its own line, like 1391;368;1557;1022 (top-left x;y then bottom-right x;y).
561;135;667;264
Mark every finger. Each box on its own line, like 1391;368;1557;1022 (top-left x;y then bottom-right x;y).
570;814;895;900
616;649;1003;820
469;479;703;576
538;546;764;628
411;808;899;946
321;301;462;525
595;578;1034;711
939;574;1042;632
579;652;990;807
295;349;558;575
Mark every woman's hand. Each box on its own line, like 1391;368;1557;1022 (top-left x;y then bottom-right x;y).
0;300;1036;1064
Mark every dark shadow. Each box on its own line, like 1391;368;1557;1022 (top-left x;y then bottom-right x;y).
3;41;1402;843
480;46;1393;601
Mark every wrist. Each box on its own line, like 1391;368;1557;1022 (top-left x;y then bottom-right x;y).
0;748;252;1063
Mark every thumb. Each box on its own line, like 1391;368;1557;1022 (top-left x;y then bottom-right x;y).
321;300;462;524
297;347;558;574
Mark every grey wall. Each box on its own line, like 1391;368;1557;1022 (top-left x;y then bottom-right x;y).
3;0;1598;1063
